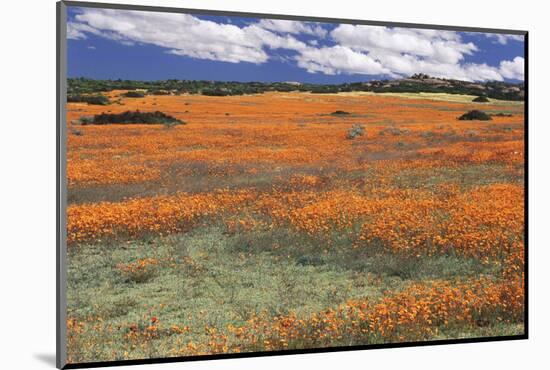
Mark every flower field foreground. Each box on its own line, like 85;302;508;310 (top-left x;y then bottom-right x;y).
67;276;523;362
66;91;525;363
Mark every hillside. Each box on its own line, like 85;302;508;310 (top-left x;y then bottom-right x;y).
68;74;524;101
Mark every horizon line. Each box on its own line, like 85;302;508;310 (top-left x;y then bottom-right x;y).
67;75;525;85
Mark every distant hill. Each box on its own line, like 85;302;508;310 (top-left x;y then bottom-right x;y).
68;74;524;101
374;73;524;100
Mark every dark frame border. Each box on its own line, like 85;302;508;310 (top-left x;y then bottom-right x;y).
56;1;529;369
57;2;68;368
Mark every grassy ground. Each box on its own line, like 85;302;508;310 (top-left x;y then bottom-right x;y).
340;91;525;105
67;219;517;362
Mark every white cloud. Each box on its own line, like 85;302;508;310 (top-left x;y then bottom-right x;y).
69;8;310;64
483;33;524;45
326;24;504;81
256;19;327;38
244;25;308;52
320;24;525;81
67;8;524;81
296;45;392;75
331;25;477;64
499;56;524;80
67;21;102;40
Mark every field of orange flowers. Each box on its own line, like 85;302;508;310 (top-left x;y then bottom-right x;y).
66;90;525;363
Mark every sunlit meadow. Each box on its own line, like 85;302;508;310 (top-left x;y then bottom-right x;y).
65;89;524;363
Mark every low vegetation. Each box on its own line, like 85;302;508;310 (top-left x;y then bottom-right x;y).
147;89;171;96
79;110;185;126
123;91;146;98
310;86;341;94
67;93;110;105
473;95;490;103
331;110;351;116
68;74;525;101
346;124;366;139
458;110;492;121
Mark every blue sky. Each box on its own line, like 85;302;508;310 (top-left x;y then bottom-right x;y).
67;6;525;83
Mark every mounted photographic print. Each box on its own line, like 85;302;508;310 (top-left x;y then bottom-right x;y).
56;1;528;368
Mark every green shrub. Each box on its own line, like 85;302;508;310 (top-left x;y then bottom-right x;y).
202;88;246;96
67;94;110;105
80;110;185;126
458;110;492;121
346;124;366;139
123;90;146;98
77;115;94;125
331;110;351;116
148;89;171;95
311;86;340;94
472;96;490;103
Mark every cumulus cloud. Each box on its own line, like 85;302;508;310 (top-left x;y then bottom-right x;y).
68;8;310;64
331;25;476;64
499;56;524;80
326;24;503;81
67;21;102;40
67;8;524;81
296;45;391;75
483;33;524;45
257;19;327;38
314;24;525;81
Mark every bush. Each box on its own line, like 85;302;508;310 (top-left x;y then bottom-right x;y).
311;86;340;94
67;94;110;105
331;110;351;116
458;110;492;121
202;88;247;96
77;115;94;125
202;88;230;96
123;90;146;98
80;110;185;126
148;89;171;95
472;96;490;103
346;124;366;139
